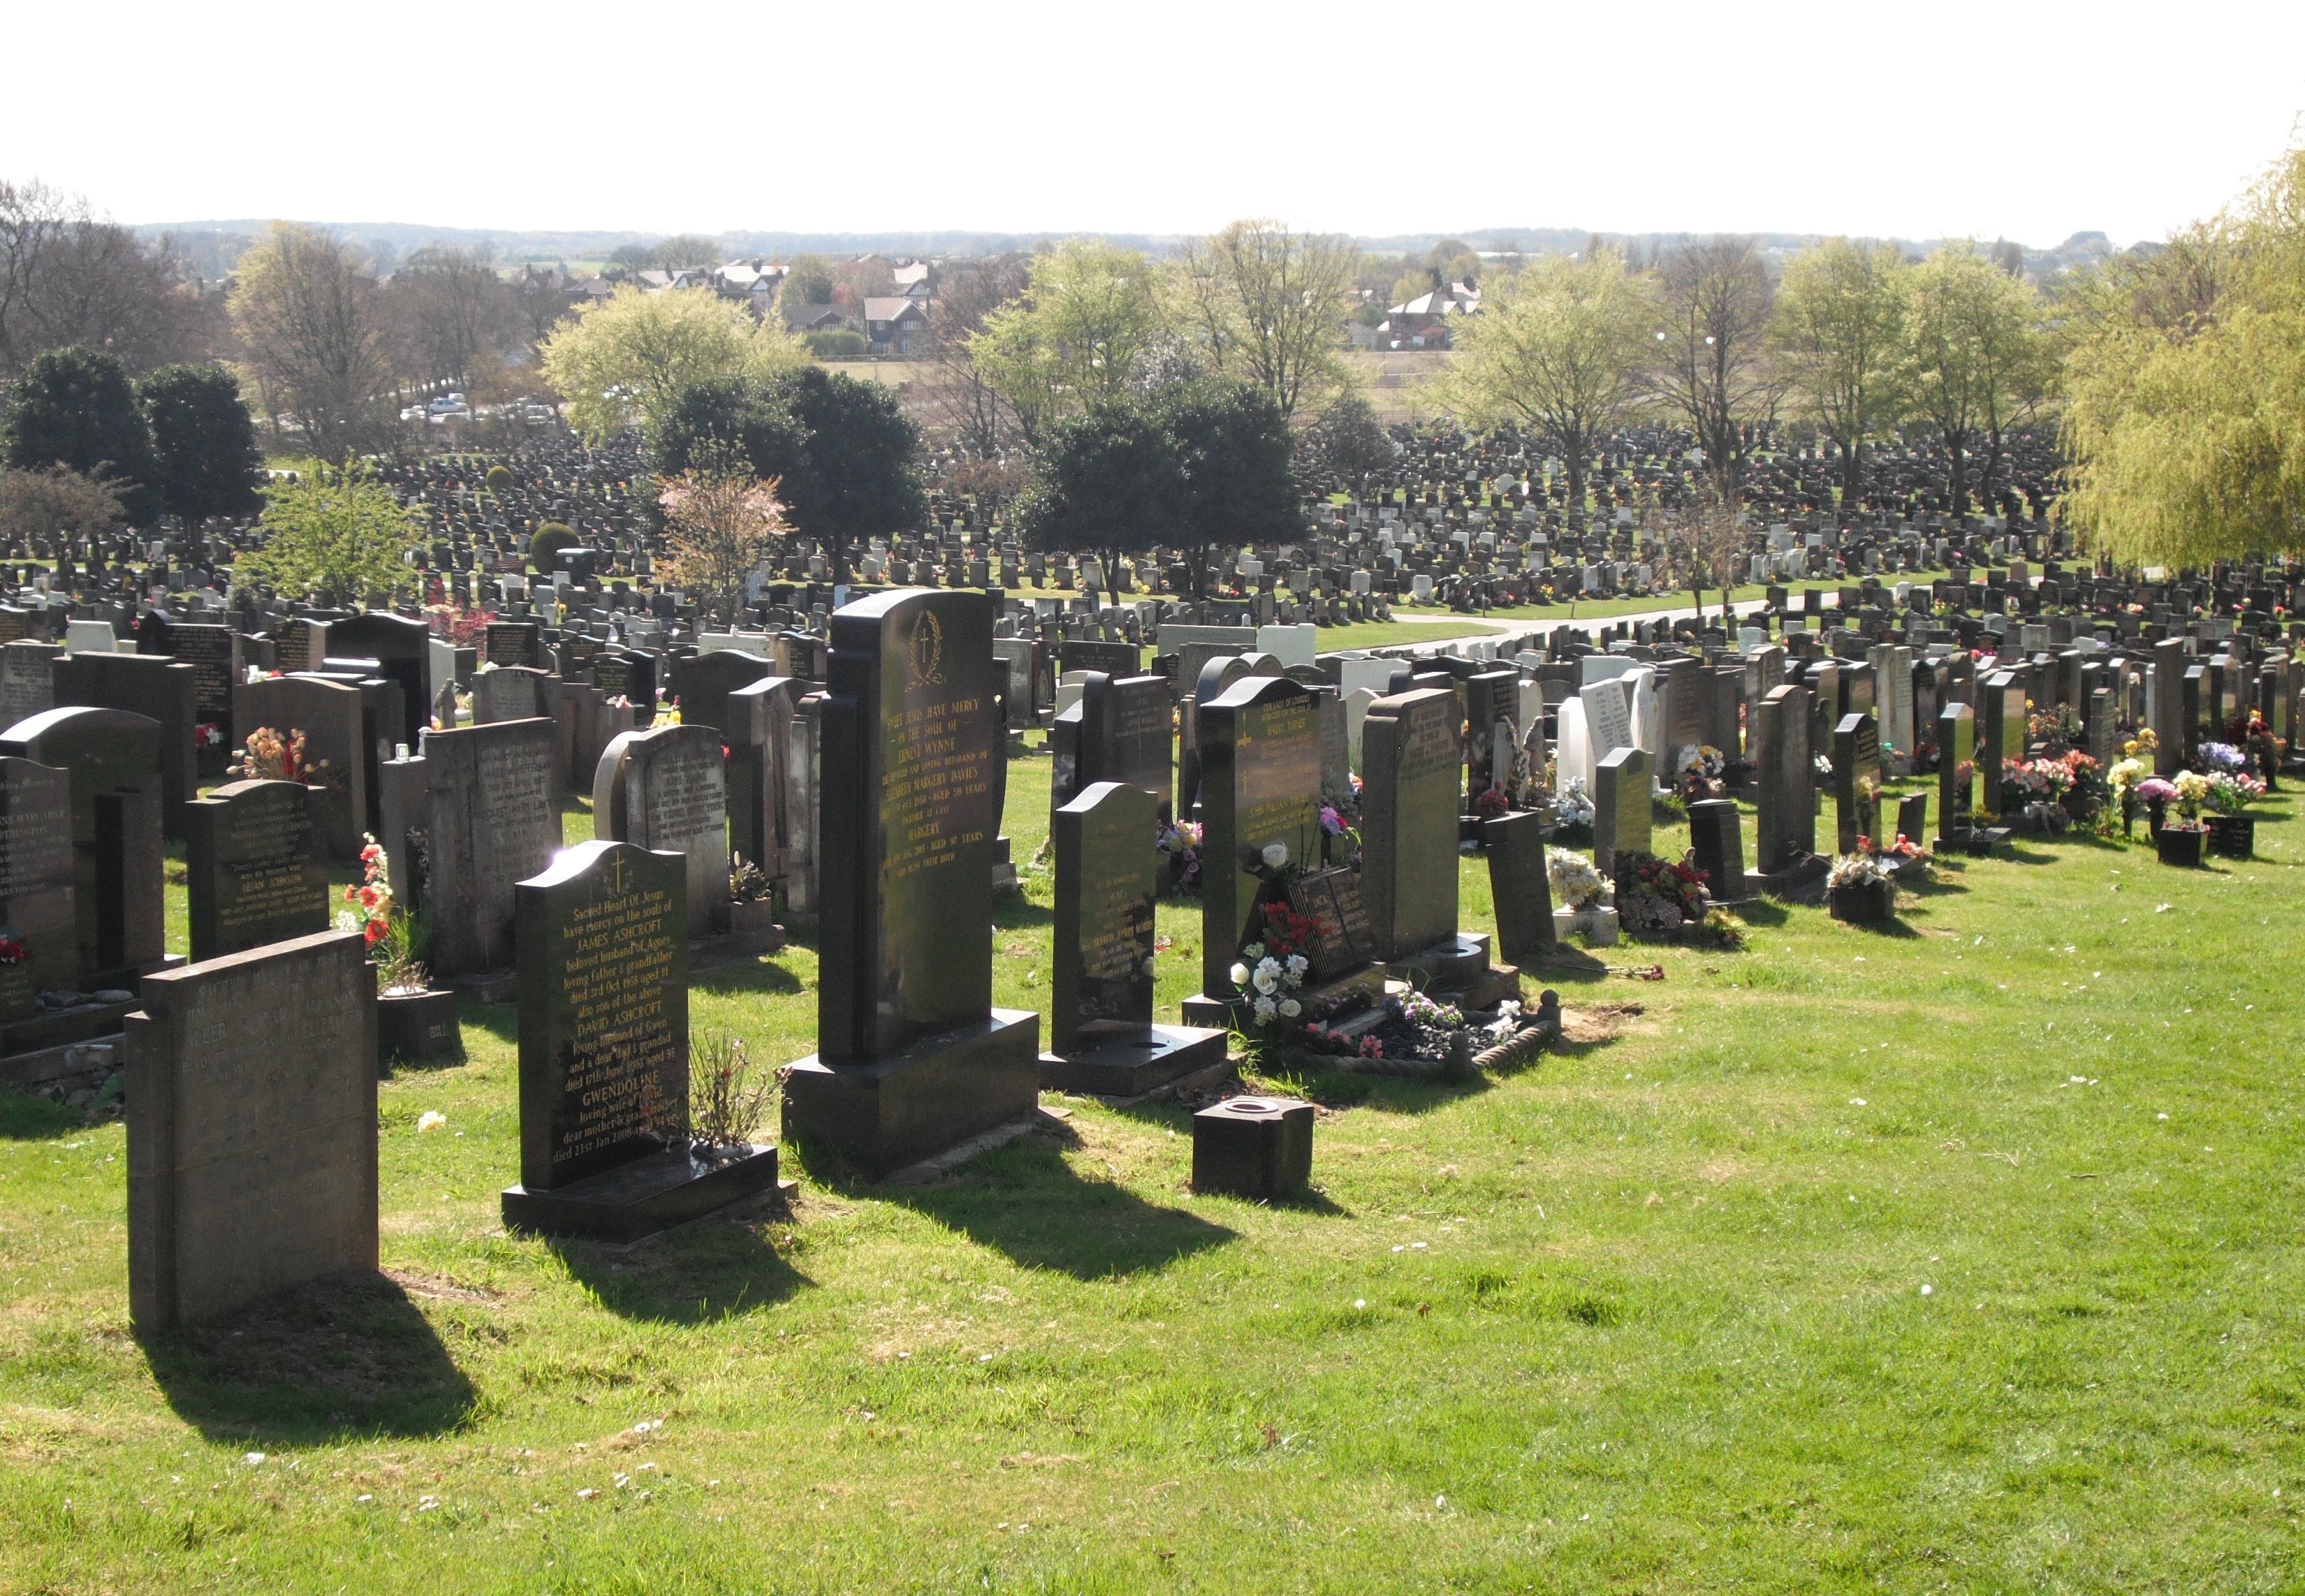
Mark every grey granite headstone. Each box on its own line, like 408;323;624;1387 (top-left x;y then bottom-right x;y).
0;706;164;984
379;717;562;978
184;779;330;962
1831;713;1882;853
1752;684;1815;873
234;674;367;862
0;755;78;995
1483;809;1556;964
126;929;376;1332
1359;687;1461;960
1593;746;1651;873
594;724;729;939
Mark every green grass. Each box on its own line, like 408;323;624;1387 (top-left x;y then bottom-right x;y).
4;761;2302;1593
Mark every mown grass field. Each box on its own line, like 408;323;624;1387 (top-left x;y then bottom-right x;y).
2;753;2299;1593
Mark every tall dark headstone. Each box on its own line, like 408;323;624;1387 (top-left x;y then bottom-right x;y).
669;649;777;738
1359;687;1460;960
184;779;330;962
325;613;432;750
1977;670;2024;819
233;674;367;862
0;707;164;984
1050;673;1173;821
1936;703;1976;844
1685;798;1746;903
126;929;376;1333
1831;713;1882;852
499;840;777;1240
724;675;798;881
782;591;1038;1176
137;616;241;766
1040;781;1224;1096
1752;684;1815;874
1194;673;1320;998
1483;808;1556;964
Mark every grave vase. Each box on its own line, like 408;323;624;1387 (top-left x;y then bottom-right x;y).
2154;823;2205;868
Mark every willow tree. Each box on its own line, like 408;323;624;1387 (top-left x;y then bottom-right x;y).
1438;246;1653;515
2061;147;2305;566
1773;238;1910;501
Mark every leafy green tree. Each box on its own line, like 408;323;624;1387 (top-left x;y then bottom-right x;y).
1169;382;1301;600
539;284;805;442
1014;399;1184;589
1438;247;1653;515
2063;146;2305;565
969;241;1166;444
236;455;419;604
657;369;922;584
1173;220;1357;420
1297;393;1395;483
138;363;262;521
780;255;835;307
1906;242;2051;514
1;345;156;521
1773;239;1911;501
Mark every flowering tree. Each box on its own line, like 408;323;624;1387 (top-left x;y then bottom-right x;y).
654;466;791;625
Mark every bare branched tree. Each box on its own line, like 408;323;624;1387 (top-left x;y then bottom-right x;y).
922;254;1029;460
0;180;215;374
1649;237;1778;494
390;244;513;392
230;224;394;454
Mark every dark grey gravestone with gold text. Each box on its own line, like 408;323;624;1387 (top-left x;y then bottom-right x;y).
184;779;330;962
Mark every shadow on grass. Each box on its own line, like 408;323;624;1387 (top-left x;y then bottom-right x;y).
0;1084;84;1141
145;1271;476;1444
1841;915;1922;939
993;896;1054;929
461;1001;515;1046
830;1122;1236;1278
547;1215;813;1325
693;955;805;997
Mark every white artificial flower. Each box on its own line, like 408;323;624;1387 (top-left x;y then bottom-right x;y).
1285;954;1310;978
335;909;359;932
1252;965;1280;995
1278;998;1301;1019
1261;842;1289;869
1229;962;1251;987
1252;995;1278;1019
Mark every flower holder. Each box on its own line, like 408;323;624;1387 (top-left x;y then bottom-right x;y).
2155;825;2205;868
1827;879;1896;923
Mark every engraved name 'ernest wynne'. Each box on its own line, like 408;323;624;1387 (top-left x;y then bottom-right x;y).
884;695;990;884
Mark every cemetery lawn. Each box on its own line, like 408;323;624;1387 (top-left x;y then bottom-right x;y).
3;762;2302;1593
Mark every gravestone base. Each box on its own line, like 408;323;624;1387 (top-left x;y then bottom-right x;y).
444;969;519;1004
1934;824;2013;857
1385;933;1522;1011
990;836;1018;893
782;1009;1041;1179
1552;905;1620;945
1743;852;1831;904
0;970;182;1067
1039;1023;1228;1098
500;1143;781;1243
1180;962;1387;1031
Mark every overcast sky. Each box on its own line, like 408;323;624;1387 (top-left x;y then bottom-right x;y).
9;0;2302;246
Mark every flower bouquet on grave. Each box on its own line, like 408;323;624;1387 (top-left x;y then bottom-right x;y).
1156;819;1203;895
1674;745;1727;807
1544;774;1596;842
194;721;224;752
0;935;34;1024
2059;751;2109;821
2001;756;2072;833
1862;831;1934;884
2202;768;2265;858
1548;847;1609;913
2144;774;2209;866
2027;703;2082;755
687;1031;775;1164
1825;849;1898;923
2107;757;2148;838
1224;899;1319;1067
342;833;429;995
1612;849;1711;939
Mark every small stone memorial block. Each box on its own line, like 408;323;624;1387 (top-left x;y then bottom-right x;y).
126;929;376;1333
1483;809;1556;964
1196;673;1321;998
1831;713;1882;853
592;649;659;714
594;724;729;939
0;707;164;984
1359;687;1461;960
0;756;77;997
1191;1095;1315;1201
1686;798;1746;902
184;779;330;961
784;591;1038;1176
1593;745;1651;873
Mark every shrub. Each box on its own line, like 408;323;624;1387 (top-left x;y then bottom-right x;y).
805;329;867;360
530;522;579;571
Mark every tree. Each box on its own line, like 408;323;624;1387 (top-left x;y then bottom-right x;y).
1297;392;1395;485
236;455;419;604
1014;399;1183;590
230;224;393;454
1;180;214;376
2061;145;2305;566
922;254;1030;460
969;241;1166;445
1173;219;1357;420
0;464;127;546
1656;490;1747;627
537;284;805;442
1439;247;1653;516
138;363;262;521
780;255;835;307
648;235;723;272
1773;238;1910;502
655;368;923;584
391;244;512;390
1169;382;1301;600
654;466;790;624
1649;237;1778;492
1903;242;2050;515
1;344;156;520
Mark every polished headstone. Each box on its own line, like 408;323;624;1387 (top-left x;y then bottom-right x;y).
1686;798;1746;901
594;724;729;939
1593;745;1652;873
1050;781;1156;1055
1359;687;1461;960
0;706;164;983
50;652;197;840
1752;684;1815;873
234;674;367;862
379;717;561;978
1831;713;1882;853
1483;809;1556;964
1197;673;1321;996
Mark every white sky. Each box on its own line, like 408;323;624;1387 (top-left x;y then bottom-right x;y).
8;0;2304;246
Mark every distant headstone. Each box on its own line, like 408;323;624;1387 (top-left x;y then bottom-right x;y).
0;640;57;728
668;649;777;737
1752;684;1815;874
50;652;197;840
325;613;432;749
594;724;729;939
471;666;553;725
184;779;330;962
1936;703;1975;840
378;718;561;978
234;674;367;862
126;930;376;1333
1831;713;1882;853
1686;799;1746;902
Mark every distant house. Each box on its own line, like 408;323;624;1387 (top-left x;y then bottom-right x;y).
782;300;858;335
712;258;785;316
892;261;937;300
1378;281;1481;350
863;296;930;355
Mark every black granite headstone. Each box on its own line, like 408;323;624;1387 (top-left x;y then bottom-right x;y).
184;779;330;962
1196;673;1319;997
1483;809;1556;964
